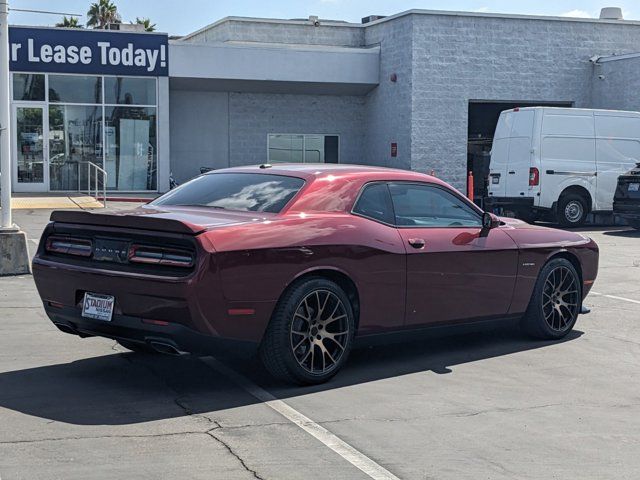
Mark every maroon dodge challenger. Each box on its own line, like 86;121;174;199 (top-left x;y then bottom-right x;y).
33;164;599;384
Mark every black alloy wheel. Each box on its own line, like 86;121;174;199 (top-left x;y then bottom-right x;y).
521;258;581;339
260;277;355;385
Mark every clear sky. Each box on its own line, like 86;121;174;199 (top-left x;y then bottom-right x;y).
7;0;639;36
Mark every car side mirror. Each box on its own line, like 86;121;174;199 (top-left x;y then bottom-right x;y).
482;212;500;230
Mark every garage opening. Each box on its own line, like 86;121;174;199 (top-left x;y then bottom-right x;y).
467;100;573;207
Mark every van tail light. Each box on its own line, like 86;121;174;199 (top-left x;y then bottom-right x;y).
128;245;194;268
45;236;93;257
529;167;540;186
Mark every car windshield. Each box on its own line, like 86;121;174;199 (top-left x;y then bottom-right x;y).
152;173;305;213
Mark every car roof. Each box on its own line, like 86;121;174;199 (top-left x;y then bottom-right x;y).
210;163;447;185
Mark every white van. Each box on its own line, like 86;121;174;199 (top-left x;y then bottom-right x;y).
485;107;640;226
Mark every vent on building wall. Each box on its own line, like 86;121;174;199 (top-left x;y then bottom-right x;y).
599;7;624;20
361;15;386;24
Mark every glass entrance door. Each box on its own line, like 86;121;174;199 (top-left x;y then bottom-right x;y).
13;105;48;192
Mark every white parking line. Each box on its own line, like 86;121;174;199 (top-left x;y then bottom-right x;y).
201;357;400;480
590;291;640;305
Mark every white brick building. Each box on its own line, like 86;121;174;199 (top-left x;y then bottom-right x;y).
169;9;640;197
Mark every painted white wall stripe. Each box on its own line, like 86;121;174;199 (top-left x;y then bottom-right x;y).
590;291;640;305
201;357;400;480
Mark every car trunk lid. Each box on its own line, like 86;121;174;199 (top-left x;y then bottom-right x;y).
50;205;266;235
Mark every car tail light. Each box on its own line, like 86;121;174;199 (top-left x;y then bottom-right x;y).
529;167;540;186
45;236;92;257
128;245;194;268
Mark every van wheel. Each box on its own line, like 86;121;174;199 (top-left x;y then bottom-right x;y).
558;194;588;227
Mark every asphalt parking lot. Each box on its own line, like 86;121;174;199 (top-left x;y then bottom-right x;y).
1;206;639;480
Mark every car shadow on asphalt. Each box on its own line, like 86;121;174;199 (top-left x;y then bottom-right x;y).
560;225;638;235
601;229;640;238
0;325;583;426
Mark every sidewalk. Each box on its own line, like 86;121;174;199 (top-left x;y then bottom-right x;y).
9;195;104;210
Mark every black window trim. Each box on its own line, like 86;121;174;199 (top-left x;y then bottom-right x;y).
350;181;397;227
351;180;484;229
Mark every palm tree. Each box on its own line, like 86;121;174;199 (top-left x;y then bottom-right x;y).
134;17;156;32
55;16;82;28
86;0;120;29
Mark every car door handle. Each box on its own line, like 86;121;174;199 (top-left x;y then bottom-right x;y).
508;171;516;174
408;238;426;249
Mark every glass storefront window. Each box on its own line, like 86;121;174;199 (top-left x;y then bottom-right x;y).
268;134;304;163
304;135;325;163
11;73;158;192
268;134;339;163
49;75;102;104
104;106;157;191
15;107;45;184
13;74;45;101
104;77;156;105
49;105;103;191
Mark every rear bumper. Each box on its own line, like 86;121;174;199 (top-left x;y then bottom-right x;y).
44;304;257;355
32;256;275;344
613;201;640;220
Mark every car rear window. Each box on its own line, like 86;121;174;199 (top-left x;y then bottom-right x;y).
152;173;305;213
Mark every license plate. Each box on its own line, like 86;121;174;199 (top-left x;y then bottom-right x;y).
82;293;115;322
629;183;639;192
492;176;500;184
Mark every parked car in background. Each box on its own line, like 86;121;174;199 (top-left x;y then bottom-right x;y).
33;164;599;385
485;107;640;226
613;162;640;230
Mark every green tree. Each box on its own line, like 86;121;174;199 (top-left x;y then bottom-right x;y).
134;17;156;32
55;16;82;28
86;0;120;29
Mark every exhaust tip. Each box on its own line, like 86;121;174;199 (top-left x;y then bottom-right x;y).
54;323;78;336
148;341;188;356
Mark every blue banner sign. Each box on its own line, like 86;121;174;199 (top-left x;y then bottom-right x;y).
9;26;168;76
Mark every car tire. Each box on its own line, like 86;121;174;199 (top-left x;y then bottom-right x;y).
628;219;640;231
117;339;157;354
520;258;581;340
558;194;588;227
259;277;355;385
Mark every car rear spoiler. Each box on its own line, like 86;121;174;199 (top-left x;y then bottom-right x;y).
50;210;205;235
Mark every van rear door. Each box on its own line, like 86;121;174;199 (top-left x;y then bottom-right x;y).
594;113;640;211
504;109;535;198
488;111;512;197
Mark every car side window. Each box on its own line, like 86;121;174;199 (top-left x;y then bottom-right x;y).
352;183;395;225
388;183;482;227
